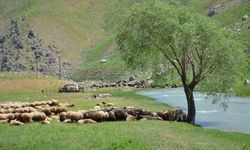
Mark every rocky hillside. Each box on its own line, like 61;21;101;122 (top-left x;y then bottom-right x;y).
0;19;71;77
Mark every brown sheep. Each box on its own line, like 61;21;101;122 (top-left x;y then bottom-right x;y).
41;120;50;125
32;112;46;122
6;113;15;120
59;112;67;122
156;111;169;121
21;113;32;123
114;109;127;121
0;114;7;120
50;115;59;120
78;119;96;124
14;113;22;121
0;109;4;114
0;119;8;124
126;115;137;121
107;111;116;121
88;110;108;122
42;108;52;116
63;119;72;123
51;99;59;106
10;120;24;126
50;107;57;114
68;112;83;122
55;107;67;114
140;115;163;121
7;108;14;113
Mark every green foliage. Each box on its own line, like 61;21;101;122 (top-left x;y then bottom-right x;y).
117;0;245;93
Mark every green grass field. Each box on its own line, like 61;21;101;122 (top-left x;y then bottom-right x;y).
0;74;250;150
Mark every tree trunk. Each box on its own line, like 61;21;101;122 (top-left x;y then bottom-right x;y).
183;86;196;124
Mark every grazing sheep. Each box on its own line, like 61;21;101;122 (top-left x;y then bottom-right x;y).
0;109;4;114
32;112;46;122
68;112;83;122
51;99;59;106
46;117;52;122
126;115;137;121
168;110;177;121
107;111;116;121
21;113;33;123
78;119;96;124
56;107;67;114
63;119;72;123
59;112;67;122
114;109;127;121
6;113;15;120
87;110;108;122
156;111;169;121
14;113;22;121
0;114;7;120
41;120;50;125
140;115;163;121
51;115;59;120
50;107;57;114
0;119;8;124
94;106;101;110
42;108;52;116
10;120;24;126
35;106;43;110
7;108;14;113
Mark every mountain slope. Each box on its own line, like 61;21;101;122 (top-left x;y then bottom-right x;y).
0;0;116;64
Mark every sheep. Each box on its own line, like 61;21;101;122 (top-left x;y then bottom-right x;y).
41;120;50;125
7;108;14;113
42;108;52;116
107;110;116;121
46;117;52;122
156;111;169;121
126;115;137;121
0;114;7;120
114;109;127;121
59;112;67;122
35;106;43;110
0;109;4;114
68;112;83;122
21;113;32;123
94;106;101;110
50;107;57;114
51;99;59;106
78;119;96;124
10;120;24;126
0;120;8;124
6;113;15;120
46;100;52;106
140;115;163;121
14;113;22;121
55;107;67;114
63;119;72;123
32;112;46;122
87;111;103;122
50;115;59;120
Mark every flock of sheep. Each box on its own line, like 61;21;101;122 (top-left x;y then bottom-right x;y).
0;99;187;126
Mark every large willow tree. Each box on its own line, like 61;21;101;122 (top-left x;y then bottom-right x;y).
117;1;245;124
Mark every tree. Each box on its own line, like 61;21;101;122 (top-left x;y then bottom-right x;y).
117;1;245;124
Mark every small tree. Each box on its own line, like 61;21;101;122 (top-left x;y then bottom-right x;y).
117;1;245;124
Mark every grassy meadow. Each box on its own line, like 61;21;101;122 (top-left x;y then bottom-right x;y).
0;74;250;150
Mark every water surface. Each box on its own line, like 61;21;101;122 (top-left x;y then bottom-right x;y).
137;88;250;134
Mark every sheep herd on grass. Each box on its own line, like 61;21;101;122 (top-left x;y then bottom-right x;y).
0;99;187;126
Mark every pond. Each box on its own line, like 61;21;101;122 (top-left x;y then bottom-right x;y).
137;88;250;134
